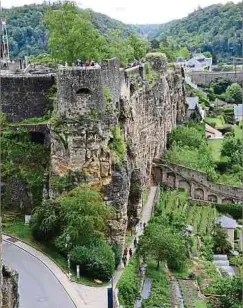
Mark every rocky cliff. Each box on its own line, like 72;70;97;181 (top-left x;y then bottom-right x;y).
48;54;186;245
2;266;19;308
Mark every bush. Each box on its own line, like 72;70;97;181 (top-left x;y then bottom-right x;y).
70;237;115;280
31;200;63;242
118;257;140;308
216;204;243;220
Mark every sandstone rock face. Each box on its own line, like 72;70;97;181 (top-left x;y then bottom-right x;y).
2;266;19;308
49;57;186;245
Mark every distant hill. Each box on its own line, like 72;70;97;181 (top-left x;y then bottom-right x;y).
1;4;135;58
135;2;243;62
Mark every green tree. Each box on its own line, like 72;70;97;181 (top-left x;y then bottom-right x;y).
106;30;134;66
128;33;149;60
212;224;232;254
31;200;63;241
44;3;106;64
225;83;242;104
210;78;232;95
138;222;187;271
58;184;112;246
221;135;242;167
177;47;190;59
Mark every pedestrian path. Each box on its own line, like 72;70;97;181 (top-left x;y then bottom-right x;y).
113;186;158;286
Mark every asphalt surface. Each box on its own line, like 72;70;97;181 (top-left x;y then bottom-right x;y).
3;241;76;308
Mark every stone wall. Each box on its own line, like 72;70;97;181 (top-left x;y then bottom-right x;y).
1;74;55;122
2;266;19;308
152;160;243;204
49;55;186;245
188;71;243;86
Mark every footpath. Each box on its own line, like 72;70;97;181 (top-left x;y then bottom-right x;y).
3;185;158;308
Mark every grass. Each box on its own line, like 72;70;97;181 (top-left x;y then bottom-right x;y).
233;123;242;139
195;300;207;308
205;116;224;128
208;139;223;161
2;218;107;287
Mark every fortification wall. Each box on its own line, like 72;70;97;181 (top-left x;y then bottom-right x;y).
188;71;243;86
152;160;243;204
1;74;55;122
49;56;186;244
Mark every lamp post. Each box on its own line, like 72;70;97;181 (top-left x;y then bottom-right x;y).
65;234;71;279
107;276;114;308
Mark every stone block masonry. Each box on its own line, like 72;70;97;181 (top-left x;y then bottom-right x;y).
1;74;55;122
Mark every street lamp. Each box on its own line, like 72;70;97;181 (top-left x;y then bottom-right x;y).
65;234;71;279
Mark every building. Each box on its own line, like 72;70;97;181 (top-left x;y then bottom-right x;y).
234;104;243;122
186;54;212;72
216;215;237;250
205;124;223;140
186;96;205;121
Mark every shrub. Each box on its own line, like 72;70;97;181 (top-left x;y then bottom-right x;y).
109;125;127;162
118;257;140;308
70;237;115;280
216;204;243;220
31;200;63;241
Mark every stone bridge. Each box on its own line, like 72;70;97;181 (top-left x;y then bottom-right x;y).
187;71;243;86
152;159;243;204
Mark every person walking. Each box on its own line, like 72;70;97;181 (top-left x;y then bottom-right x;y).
129;248;133;258
133;237;138;248
124;247;128;256
143;222;146;231
122;255;127;267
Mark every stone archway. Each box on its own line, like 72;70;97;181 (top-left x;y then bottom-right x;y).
194;188;204;200
178;180;191;194
167;172;176;188
208;194;218;203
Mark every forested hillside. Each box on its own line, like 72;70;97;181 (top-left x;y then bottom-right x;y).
137;2;243;63
1;3;135;58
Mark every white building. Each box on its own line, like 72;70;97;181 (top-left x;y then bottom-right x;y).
178;53;212;72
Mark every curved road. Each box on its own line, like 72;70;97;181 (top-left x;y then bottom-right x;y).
3;241;75;308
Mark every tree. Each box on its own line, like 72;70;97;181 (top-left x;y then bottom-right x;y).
225;83;242;104
212;224;232;254
31;200;64;241
221;135;242;167
210;78;232;95
106;30;134;66
177;47;190;59
44;3;107;64
138;221;187;270
128;33;149;60
58;184;113;247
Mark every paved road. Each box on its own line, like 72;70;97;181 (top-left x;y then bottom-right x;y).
3;241;75;308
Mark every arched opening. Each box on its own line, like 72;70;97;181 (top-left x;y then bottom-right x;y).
76;88;91;95
178;180;191;194
208;195;218;203
222;198;234;204
167;172;176;188
194;188;204;200
30;132;45;145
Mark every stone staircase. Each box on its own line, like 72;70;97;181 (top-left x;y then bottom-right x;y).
213;255;235;276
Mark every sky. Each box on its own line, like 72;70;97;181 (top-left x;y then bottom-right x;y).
2;0;242;24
